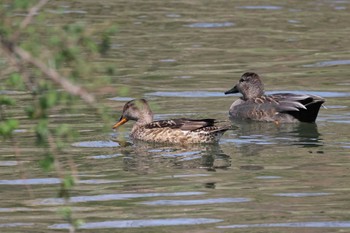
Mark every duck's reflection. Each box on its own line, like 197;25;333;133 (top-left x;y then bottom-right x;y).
112;138;231;174
228;119;323;156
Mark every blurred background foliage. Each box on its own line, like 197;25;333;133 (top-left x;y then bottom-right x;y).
0;0;118;230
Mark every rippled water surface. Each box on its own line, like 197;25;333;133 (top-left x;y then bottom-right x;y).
1;0;350;232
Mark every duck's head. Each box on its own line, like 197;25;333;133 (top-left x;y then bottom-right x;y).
224;72;265;100
112;99;153;129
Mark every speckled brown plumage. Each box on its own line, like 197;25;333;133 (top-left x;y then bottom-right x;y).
225;72;325;123
113;99;231;144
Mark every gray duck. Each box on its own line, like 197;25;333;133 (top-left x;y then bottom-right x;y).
113;99;231;144
224;72;325;123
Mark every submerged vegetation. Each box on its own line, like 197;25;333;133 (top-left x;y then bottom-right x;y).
0;0;117;231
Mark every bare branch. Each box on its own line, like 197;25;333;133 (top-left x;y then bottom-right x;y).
13;45;96;105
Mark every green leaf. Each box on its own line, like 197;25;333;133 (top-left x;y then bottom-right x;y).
49;35;61;46
14;0;30;9
0;119;18;138
0;95;16;106
39;153;54;172
35;119;49;145
6;73;25;90
39;91;58;110
58;207;72;221
63;175;75;190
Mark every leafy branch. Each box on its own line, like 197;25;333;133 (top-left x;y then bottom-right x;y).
0;0;117;231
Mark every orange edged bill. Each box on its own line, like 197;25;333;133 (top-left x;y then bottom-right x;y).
112;117;128;129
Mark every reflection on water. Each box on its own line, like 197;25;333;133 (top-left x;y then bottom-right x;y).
225;120;323;156
119;141;231;173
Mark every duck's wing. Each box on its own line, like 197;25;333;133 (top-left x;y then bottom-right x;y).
231;95;310;121
145;118;218;131
269;93;325;112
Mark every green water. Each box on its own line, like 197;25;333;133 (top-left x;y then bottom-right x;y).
1;0;350;232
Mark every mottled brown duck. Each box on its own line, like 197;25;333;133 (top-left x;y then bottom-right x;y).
113;99;231;144
224;72;325;123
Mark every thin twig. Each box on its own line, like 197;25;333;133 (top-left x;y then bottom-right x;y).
11;138;34;199
12;0;50;42
0;38;96;105
0;41;35;91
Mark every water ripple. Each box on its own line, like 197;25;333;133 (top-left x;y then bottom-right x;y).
256;176;282;179
34;192;206;205
50;218;223;229
0;178;121;185
108;97;134;102
146;90;350;98
72;140;119;148
273;192;333;197
303;59;350;67
0;223;34;228
0;161;18;166
89;153;122;159
238;5;282;10
218;221;350;229
140;197;251;206
185;22;234;28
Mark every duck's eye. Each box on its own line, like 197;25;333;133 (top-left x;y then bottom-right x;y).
239;78;245;82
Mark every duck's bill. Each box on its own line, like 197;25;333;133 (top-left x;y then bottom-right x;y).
224;85;239;95
112;117;128;129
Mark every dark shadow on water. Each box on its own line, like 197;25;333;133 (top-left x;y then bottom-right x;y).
225;119;323;156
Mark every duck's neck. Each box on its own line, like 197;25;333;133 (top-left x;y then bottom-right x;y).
135;112;153;126
242;87;265;100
